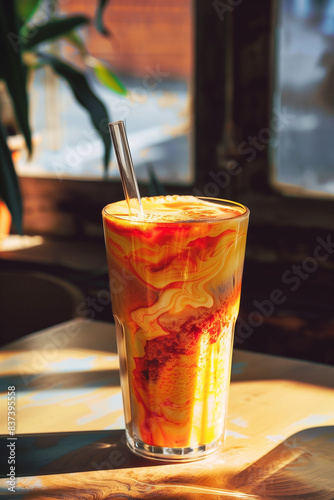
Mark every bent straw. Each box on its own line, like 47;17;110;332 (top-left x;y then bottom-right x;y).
108;121;144;218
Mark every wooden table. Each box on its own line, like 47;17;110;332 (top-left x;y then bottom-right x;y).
0;319;334;499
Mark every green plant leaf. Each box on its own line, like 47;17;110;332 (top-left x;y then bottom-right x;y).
0;1;32;153
0;125;22;234
39;53;111;171
95;0;110;36
64;31;87;58
91;59;127;95
23;15;90;50
147;164;167;196
15;0;42;24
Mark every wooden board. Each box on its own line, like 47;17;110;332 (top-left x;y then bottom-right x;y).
0;319;334;499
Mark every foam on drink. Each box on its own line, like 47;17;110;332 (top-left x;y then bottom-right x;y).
107;194;245;222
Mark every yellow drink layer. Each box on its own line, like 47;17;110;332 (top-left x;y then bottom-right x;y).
103;196;249;448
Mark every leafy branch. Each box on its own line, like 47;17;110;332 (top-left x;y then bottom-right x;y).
0;0;122;232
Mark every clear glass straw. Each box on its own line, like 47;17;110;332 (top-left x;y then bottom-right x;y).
108;120;144;218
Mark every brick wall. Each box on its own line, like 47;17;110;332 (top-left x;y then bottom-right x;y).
63;0;193;78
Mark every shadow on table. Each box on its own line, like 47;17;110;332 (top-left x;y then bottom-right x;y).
0;429;167;478
230;357;334;391
0;426;333;499
228;425;334;499
0;369;121;393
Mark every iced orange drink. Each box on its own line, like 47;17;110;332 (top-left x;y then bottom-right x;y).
102;195;249;460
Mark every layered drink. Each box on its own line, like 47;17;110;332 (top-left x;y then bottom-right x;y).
102;195;249;460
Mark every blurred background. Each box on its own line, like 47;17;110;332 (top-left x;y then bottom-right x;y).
0;0;333;364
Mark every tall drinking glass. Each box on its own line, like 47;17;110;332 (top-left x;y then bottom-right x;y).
102;195;249;461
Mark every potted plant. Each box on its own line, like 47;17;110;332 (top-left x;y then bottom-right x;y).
0;0;126;234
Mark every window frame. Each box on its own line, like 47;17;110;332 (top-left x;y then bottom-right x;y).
230;0;334;231
19;0;334;238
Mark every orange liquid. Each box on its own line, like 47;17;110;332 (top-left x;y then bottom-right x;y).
103;196;248;449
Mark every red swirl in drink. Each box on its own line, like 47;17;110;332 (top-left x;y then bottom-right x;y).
103;195;249;460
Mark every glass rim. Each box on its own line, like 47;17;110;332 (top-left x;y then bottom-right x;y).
102;196;250;224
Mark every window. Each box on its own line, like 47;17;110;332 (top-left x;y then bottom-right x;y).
16;0;194;185
271;0;334;198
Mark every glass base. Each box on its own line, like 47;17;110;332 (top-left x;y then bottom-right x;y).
126;430;222;462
